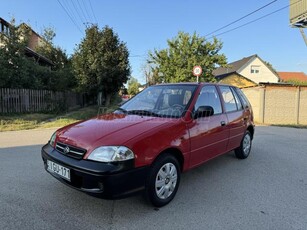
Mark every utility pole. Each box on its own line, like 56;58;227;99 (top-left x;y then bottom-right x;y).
299;28;307;46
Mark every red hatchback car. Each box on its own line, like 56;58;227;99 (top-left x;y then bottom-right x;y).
42;83;254;207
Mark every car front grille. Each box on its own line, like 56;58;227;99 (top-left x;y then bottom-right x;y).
55;142;87;159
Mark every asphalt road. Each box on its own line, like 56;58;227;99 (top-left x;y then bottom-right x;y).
0;126;306;230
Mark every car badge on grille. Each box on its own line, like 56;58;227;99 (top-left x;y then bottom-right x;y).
64;146;70;154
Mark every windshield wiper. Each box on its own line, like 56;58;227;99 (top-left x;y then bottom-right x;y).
127;110;159;117
114;107;128;114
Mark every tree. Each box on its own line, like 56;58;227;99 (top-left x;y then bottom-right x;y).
35;27;76;91
0;18;32;88
72;25;130;106
36;27;69;70
0;19;74;91
264;61;277;74
147;31;227;83
127;77;140;95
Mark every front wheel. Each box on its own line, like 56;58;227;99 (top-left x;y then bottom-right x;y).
235;131;252;159
145;154;180;207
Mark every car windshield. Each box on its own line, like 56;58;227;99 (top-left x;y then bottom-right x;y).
117;85;197;118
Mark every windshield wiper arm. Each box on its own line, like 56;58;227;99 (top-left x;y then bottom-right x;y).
114;107;128;114
127;110;159;117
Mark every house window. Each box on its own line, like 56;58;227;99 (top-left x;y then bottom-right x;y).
1;23;10;36
251;65;260;74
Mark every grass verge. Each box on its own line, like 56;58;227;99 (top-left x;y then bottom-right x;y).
0;105;118;132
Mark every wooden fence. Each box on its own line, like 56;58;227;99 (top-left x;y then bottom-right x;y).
0;88;82;114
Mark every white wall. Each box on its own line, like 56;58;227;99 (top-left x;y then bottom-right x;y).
238;57;279;84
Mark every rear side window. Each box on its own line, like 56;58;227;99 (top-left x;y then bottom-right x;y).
219;86;239;112
230;87;243;110
234;88;250;108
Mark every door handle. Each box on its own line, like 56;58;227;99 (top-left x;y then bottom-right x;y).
221;121;226;126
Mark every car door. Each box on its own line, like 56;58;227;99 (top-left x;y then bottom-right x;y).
188;85;229;168
218;86;246;151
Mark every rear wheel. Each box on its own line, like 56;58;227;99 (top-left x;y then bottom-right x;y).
145;154;180;207
235;131;252;159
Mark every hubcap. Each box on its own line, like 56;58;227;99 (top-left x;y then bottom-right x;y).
243;134;251;155
155;163;178;200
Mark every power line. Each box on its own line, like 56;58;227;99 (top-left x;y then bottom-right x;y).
89;0;98;24
56;0;83;34
76;0;90;25
208;0;302;39
130;54;146;58
62;0;82;30
69;0;86;26
205;0;278;37
81;0;94;24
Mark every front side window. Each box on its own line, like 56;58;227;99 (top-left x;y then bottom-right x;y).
194;85;222;115
119;85;197;118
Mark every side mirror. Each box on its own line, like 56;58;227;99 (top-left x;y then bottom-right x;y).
194;106;214;119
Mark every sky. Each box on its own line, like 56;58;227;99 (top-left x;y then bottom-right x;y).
1;0;306;84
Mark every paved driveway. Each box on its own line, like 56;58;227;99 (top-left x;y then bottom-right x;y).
0;126;306;230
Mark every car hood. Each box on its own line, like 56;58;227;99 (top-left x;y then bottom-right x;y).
56;113;176;151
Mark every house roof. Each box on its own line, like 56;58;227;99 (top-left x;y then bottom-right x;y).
1;17;53;67
277;72;307;82
24;47;54;66
213;54;257;76
0;17;10;26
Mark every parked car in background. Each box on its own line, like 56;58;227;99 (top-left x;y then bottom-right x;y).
121;94;130;102
42;83;255;207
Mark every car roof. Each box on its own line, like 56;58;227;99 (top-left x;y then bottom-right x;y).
151;82;237;88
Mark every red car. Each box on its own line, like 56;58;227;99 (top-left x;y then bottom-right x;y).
42;83;254;207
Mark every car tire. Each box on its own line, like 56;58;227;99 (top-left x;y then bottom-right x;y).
235;131;252;159
145;154;181;207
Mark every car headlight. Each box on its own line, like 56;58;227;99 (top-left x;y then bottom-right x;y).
87;146;134;162
49;132;56;147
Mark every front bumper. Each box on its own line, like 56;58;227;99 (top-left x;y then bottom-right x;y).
41;144;150;199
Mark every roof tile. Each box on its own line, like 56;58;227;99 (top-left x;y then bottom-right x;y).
277;72;307;82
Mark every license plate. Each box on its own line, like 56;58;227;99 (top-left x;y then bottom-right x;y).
47;160;71;181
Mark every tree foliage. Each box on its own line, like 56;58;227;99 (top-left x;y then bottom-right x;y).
285;79;307;86
147;31;227;83
35;27;76;90
264;61;277;74
127;77;140;95
0;18;34;88
72;25;130;106
0;20;75;91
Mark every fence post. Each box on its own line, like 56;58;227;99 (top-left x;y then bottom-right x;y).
295;86;300;125
259;86;266;123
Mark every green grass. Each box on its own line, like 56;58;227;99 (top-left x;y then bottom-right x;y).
0;105;117;132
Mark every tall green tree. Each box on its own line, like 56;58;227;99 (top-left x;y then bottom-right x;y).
127;77;140;95
147;31;227;83
72;25;130;106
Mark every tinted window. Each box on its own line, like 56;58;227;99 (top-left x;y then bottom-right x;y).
194;85;222;115
219;86;238;112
